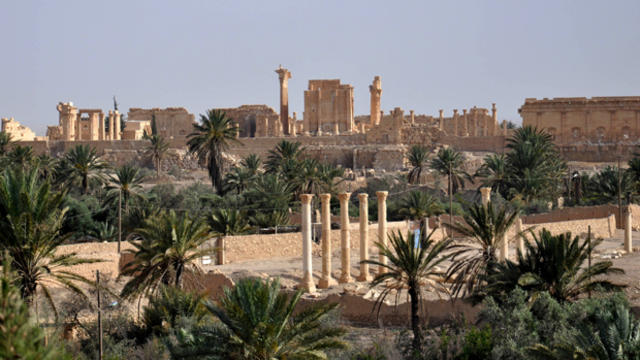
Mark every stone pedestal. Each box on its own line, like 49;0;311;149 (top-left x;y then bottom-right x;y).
299;194;316;292
557;197;564;209
376;191;389;275
338;193;353;283
625;206;633;253
357;193;372;282
480;187;491;208
319;194;337;288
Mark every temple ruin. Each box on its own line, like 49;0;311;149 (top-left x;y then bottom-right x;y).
48;102;122;141
1;117;37;141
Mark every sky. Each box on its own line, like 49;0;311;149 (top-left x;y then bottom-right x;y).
1;1;639;136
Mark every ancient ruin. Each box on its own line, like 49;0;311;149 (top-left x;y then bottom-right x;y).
1;117;37;141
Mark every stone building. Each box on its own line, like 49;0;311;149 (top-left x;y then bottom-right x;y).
126;107;195;141
303;79;354;134
214;105;280;138
1;117;37;141
47;102;122;141
519;97;640;145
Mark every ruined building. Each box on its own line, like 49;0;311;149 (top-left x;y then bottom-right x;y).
124;107;194;141
47;102;122;141
303;79;354;134
1;117;37;141
520;97;640;145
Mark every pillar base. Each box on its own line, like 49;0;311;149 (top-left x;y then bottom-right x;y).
356;273;373;282
318;276;338;289
339;274;353;284
299;271;316;293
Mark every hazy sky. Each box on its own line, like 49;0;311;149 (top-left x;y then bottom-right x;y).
2;1;639;135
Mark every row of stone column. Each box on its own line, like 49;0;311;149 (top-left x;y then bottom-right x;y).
299;191;389;292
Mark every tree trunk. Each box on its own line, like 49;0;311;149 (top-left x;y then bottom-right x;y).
408;282;422;353
216;237;225;265
82;175;88;194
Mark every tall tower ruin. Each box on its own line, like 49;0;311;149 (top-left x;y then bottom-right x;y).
369;76;382;126
275;66;292;135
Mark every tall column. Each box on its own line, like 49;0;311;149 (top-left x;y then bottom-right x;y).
376;191;388;275
452;109;459;136
625;205;633;253
463;109;470;137
502;120;508;136
319;194;337;288
516;217;524;254
114;111;121;140
410;110;415;124
480;187;491;207
99;113;105;140
107;111;114;140
90;112;100;140
357;193;372;282
439;109;444;131
275;66;292;136
369;76;382;126
299;194;316;292
338;193;353;283
291;112;297;136
491;103;498;136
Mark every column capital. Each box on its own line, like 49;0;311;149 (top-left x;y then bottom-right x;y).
300;194;314;204
320;193;331;202
358;193;368;200
338;192;351;201
480;187;492;196
376;191;388;200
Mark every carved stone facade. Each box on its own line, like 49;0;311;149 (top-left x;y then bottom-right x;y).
48;102;121;141
127;107;195;141
214;105;282;138
303;79;354;134
519;97;640;145
1;117;37;141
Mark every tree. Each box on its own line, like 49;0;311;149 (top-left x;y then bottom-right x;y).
587;166;634;203
105;164;146;211
4;145;34;170
0;130;12;156
0;168;99;312
363;230;453;354
144;134;170;178
430;147;472;196
0;257;71;359
475;153;509;196
120;210;213;299
485;229;625;302
58;144;107;194
445;202;519;299
265;140;305;175
407;145;430;184
187;109;239;193
397;191;443;221
141;285;209;339
207;209;251;264
171;277;346;359
223;154;262;194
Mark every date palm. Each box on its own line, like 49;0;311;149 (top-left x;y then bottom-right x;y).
0;168;99;314
265;140;304;175
0;130;13;155
207;209;251;265
445;202;519;299
475;153;509;196
398;190;443;221
120;210;214;299
485;229;624;302
144;133;170;177
430;147;472;196
363;230;453;354
105;164;146;211
58;144;107;194
224;154;262;194
187;109;239;194
5;145;34;170
407;145;430;184
170;277;346;359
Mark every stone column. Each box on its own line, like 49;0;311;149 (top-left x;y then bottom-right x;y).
499;232;508;261
89;112;99;140
338;193;352;283
319;193;337;288
275;66;292;135
291;112;297;136
369;76;382;126
516;217;524;254
492;103;498;136
99;113;105;140
439;109;444;131
107;111;114;140
480;187;491;207
502;120;508;136
299;194;316;292
410;110;415;124
453;109;459;136
463;109;470;137
114;111;121;140
376;191;388;275
557;197;564;209
334;123;340;135
625;205;633;253
357;193;372;282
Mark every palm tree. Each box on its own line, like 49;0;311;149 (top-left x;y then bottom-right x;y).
105;164;146;211
296;159;344;197
0;168;99;313
363;230;453;354
528;303;640;359
250;210;291;229
144;134;170;177
587;166;634;203
141;285;209;339
430;147;472;196
5;145;34;169
0;131;13;155
398;191;443;221
240;153;262;175
445;202;519;299
407;145;430;184
120;210;213;299
58;144;107;194
628;156;640;192
485;229;624;302
187;110;239;193
171;277;346;359
265;140;305;175
475;153;509;196
243;173;295;215
207;209;251;265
